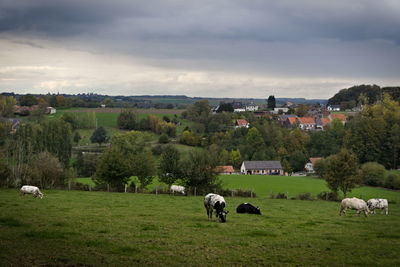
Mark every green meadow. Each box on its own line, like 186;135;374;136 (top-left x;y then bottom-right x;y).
0;189;399;266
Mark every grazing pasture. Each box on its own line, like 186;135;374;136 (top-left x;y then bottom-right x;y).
0;189;399;266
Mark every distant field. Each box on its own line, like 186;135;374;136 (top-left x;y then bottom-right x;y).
0;189;399;266
221;174;400;202
76;174;400;203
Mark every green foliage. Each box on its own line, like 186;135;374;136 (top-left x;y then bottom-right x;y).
288;151;308;172
360;162;386;186
385;172;400;190
90;126;109;145
328;84;381;106
158;134;169;144
181;150;220;193
324;149;361;197
117;109;138;130
295;104;308;117
74;152;100;177
73;131;81;143
61;112;96;129
111;131;149;155
158;145;181;186
19;94;38;106
0;155;11;187
94;148;130;188
131;152;155;188
218;102;234;113
180;130;201;146
314;158;329;178
0;96;17;117
28;152;65;189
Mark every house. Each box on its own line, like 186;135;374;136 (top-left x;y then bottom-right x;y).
284;116;298;128
315;117;330;130
46;107;56;115
241;161;283;175
245;104;259;112
235;119;249;128
304;157;322;173
327;105;341;111
273;107;289;114
297;117;316;130
234;108;246;112
216;166;235;175
328;113;347;124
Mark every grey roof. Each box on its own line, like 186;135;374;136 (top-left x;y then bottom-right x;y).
243;161;282;170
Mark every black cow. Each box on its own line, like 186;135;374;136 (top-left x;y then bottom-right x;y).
236;203;261;215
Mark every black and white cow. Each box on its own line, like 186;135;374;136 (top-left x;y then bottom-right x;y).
236;203;261;215
204;193;229;222
367;198;388;215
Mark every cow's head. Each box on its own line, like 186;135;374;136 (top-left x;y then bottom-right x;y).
218;210;229;223
255;207;261;215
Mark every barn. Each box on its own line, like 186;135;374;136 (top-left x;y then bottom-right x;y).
240;161;283;175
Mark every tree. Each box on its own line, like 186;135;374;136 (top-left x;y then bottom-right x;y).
90;126;109;145
181;150;220;193
131;152;155;188
360;162;386;186
0;96;16;117
117;109;138;130
218;102;234;113
324;149;361;197
158;134;169;144
0;154;11;187
295;104;309;117
267;95;276;109
158;145;181;186
94;148;130;189
29;152;65;189
75;152;99;177
19;94;38;106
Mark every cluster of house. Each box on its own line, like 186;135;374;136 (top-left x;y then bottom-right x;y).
216;158;322;176
279;113;347;130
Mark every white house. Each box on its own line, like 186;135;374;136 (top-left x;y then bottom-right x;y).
241;161;283;175
327;105;341;111
245;105;259;112
46;107;56;115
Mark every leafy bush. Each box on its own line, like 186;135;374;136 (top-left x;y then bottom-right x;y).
317;191;339;201
159;134;169;144
270;192;288;199
360;162;386;186
294;192;314;201
385;173;400;190
151;144;164;156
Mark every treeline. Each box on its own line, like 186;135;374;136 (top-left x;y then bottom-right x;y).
327;84;400;109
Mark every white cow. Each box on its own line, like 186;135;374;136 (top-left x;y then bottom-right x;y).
339;197;369;217
367;198;388;215
170;185;185;195
20;185;44;199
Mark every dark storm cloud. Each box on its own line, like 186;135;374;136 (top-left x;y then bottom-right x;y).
1;0;400;42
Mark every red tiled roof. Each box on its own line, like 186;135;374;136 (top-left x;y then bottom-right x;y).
287;117;298;125
297;117;315;124
330;114;347;121
216;166;235;173
309;157;322;165
236;119;249;126
321;118;330;126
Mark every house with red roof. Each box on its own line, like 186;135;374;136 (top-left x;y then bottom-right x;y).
235;119;250;128
297;117;316;130
216;165;235;175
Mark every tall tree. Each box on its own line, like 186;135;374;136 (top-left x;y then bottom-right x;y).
158;145;181;186
324;149;361;197
0;96;16;117
90;126;109;145
267;95;276;109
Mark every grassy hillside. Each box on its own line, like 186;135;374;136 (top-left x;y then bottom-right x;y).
0;189;399;266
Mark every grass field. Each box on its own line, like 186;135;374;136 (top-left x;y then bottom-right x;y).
0;189;399;266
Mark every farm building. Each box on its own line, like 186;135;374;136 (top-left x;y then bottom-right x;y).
304;157;322;173
241;161;283;175
215;165;235;175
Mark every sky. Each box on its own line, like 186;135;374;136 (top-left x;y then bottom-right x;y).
1;0;400;99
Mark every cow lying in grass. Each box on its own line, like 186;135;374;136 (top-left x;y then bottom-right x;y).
367;198;388;215
170;185;185;195
204;193;229;222
20;185;44;199
236;203;261;215
339;197;369;217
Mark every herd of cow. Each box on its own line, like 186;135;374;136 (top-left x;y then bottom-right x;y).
19;185;389;223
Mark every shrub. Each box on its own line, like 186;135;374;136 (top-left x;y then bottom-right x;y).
385;173;400;190
270;192;288;199
294;192;314;201
360;162;386;186
317;191;339;201
151;144;164;156
158;134;169;144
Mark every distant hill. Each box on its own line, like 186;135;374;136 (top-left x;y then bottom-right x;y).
328;85;400;106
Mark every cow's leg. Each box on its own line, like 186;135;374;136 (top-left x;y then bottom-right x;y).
385;207;388;215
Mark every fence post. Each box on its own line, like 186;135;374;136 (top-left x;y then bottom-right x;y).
231;190;234;197
107;184;110;192
89;184;91;192
124;184;127;193
194;187;197;197
135;185;137;193
286;191;288;200
251;190;253;198
156;186;158;195
68;179;71;191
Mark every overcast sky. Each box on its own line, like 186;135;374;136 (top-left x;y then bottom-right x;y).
1;0;400;99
